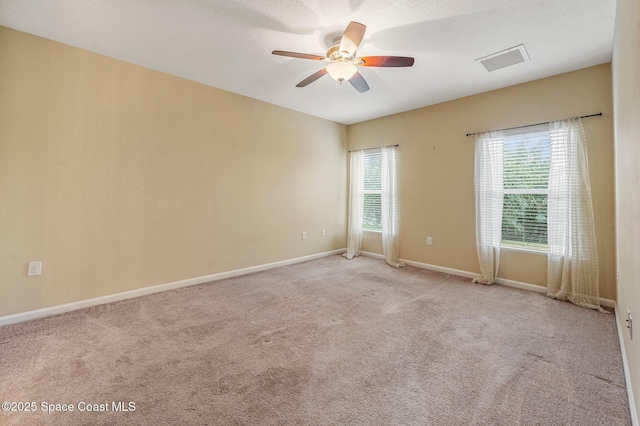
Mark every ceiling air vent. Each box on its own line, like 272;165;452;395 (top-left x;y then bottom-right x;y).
475;44;529;72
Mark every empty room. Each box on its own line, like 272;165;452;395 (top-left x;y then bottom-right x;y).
0;0;638;424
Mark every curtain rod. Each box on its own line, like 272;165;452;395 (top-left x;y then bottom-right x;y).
348;144;399;153
465;113;602;137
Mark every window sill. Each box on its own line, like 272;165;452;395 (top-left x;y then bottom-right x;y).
500;245;547;255
363;229;382;234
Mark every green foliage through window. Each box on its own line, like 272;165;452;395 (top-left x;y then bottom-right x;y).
363;152;382;231
501;128;550;251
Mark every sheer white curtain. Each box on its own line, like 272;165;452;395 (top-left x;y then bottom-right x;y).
547;118;605;312
473;131;504;284
381;146;404;268
344;150;364;259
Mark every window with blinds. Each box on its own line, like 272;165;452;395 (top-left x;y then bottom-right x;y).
501;125;551;251
363;150;382;231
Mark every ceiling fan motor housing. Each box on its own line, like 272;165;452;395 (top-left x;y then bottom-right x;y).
328;37;352;61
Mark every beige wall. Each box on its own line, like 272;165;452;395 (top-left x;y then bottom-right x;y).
613;0;640;419
349;64;616;300
0;27;347;317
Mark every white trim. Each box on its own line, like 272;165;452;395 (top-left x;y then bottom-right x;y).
361;251;616;308
401;257;476;280
361;251;478;279
500;245;547;255
360;251;385;260
0;248;347;327
615;304;639;426
598;297;616;309
495;277;546;293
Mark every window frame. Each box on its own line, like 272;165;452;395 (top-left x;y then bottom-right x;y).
362;149;382;232
500;125;551;252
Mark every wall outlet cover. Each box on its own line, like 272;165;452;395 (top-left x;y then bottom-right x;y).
28;261;42;277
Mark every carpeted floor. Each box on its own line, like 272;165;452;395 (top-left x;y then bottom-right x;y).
0;255;631;425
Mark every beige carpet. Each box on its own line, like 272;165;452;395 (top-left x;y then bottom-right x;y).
0;255;631;425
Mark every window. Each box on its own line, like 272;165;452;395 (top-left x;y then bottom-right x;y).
363;150;382;231
474;118;596;286
501;126;551;251
345;146;402;265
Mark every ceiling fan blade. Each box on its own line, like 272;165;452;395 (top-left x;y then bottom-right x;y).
359;56;415;67
296;68;328;87
349;72;369;93
339;21;366;57
272;50;326;61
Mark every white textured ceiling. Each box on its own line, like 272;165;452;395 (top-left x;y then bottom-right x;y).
0;0;616;125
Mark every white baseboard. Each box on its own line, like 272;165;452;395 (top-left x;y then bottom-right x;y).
359;251;385;261
360;251;616;308
401;258;477;280
0;248;347;327
615;305;639;426
495;276;615;308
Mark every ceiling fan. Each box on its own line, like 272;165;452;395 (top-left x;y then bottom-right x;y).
272;21;414;93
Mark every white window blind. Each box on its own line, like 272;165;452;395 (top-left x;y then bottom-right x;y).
501;125;551;251
363;150;382;231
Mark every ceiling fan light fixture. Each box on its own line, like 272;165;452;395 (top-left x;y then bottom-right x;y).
326;61;357;82
273;21;414;93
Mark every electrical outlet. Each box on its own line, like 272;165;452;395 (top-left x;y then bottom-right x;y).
321;229;326;237
28;261;42;277
302;231;307;240
627;310;633;339
426;236;433;246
